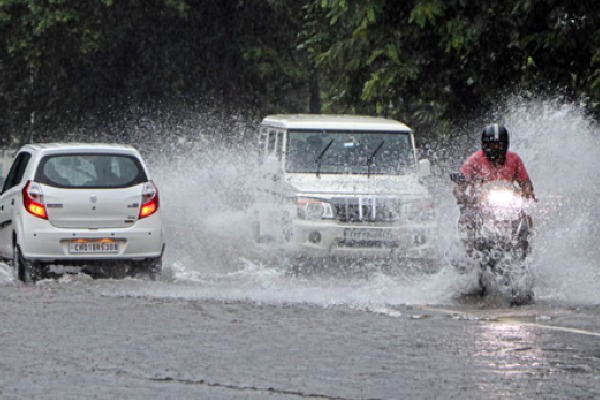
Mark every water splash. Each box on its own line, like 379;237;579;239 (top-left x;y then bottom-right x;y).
6;98;599;308
137;97;600;308
501;97;600;305
0;262;14;284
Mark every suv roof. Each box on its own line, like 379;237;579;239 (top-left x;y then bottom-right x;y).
21;143;139;155
261;114;412;132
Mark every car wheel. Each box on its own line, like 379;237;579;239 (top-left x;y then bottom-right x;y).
10;242;20;282
132;257;163;280
146;256;163;281
13;243;41;284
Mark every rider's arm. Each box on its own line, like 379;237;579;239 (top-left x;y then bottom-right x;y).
519;179;535;199
456;152;481;205
455;154;478;205
512;153;535;200
452;181;469;204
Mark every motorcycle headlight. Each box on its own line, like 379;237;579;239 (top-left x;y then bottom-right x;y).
297;197;335;220
488;189;521;207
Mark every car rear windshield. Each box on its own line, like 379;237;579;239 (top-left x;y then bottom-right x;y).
35;153;147;188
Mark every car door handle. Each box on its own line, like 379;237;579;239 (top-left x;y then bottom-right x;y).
11;198;14;206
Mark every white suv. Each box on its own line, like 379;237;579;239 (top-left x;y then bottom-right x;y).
0;143;165;282
253;114;438;270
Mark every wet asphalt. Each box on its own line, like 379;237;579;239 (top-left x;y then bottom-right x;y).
0;279;599;400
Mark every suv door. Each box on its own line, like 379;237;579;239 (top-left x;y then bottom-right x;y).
0;152;31;258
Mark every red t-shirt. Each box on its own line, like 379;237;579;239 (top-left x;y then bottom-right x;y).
460;150;530;183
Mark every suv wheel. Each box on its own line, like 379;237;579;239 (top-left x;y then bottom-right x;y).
13;243;42;283
110;264;128;280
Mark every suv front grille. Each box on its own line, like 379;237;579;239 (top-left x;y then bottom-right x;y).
331;197;401;223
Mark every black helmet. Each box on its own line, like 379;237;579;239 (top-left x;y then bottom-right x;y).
481;123;509;162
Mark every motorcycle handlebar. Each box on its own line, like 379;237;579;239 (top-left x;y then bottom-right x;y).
450;172;539;203
449;172;466;183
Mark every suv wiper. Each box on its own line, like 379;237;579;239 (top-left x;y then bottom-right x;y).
367;140;384;178
314;139;334;178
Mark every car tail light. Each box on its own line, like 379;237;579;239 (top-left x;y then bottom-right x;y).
23;181;47;220
139;181;159;219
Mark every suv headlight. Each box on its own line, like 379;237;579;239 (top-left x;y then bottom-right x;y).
297;197;335;220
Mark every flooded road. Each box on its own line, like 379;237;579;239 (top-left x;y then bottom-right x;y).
1;263;600;400
2;98;600;398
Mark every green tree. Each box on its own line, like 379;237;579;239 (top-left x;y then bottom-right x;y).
301;0;600;137
227;0;313;113
0;0;313;143
3;0;600;145
0;0;189;142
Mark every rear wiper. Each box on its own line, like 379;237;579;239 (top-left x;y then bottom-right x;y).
314;139;334;178
367;140;384;178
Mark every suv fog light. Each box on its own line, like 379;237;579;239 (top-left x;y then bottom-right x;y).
308;231;322;244
414;234;426;245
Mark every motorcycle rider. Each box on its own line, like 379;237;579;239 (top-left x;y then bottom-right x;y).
453;123;535;255
454;123;535;201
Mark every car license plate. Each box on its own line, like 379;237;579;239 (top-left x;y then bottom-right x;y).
344;228;393;242
69;241;119;254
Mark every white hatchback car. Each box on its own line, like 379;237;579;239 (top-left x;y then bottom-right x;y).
0;143;165;282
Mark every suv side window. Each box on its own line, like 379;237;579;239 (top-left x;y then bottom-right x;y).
267;129;277;156
2;152;31;194
258;128;268;161
276;131;283;160
266;129;284;160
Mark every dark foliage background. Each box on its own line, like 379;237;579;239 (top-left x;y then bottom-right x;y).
1;0;599;147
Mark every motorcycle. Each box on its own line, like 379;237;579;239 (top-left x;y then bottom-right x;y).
450;173;535;305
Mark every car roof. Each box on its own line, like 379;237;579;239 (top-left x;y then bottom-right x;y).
261;114;412;132
20;143;140;155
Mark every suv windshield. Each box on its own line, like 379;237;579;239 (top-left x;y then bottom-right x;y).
286;130;414;174
35;153;147;188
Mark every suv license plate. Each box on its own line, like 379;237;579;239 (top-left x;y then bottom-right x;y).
69;241;119;254
344;228;393;242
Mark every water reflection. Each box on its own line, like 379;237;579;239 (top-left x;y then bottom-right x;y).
471;321;543;370
466;319;549;398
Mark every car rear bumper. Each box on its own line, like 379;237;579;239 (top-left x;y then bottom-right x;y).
19;223;164;262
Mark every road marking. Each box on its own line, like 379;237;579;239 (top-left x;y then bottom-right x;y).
417;306;600;337
497;318;600;337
